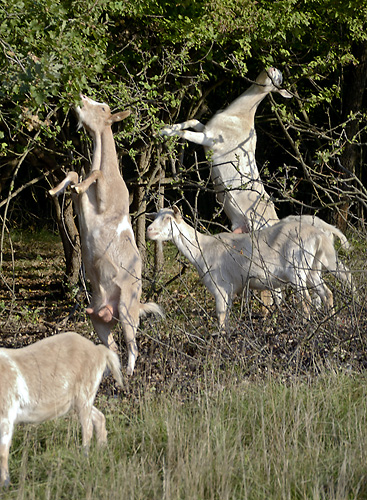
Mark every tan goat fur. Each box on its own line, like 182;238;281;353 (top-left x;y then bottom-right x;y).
49;95;163;375
0;332;123;488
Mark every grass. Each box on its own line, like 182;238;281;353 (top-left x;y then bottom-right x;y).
3;372;367;499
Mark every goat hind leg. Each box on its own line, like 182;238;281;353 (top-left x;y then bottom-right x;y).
122;324;138;376
0;420;14;488
118;300;140;375
309;271;334;310
91;406;107;446
91;316;119;352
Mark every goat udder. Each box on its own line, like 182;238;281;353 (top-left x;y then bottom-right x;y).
232;224;250;234
86;304;115;323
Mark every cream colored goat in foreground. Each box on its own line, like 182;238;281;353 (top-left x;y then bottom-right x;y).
147;207;352;329
0;332;123;488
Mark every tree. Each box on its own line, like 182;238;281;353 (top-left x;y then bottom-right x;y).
0;0;366;293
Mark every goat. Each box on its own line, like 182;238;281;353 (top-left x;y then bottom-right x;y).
282;214;350;250
160;68;292;233
0;332;123;488
146;207;352;330
49;95;163;375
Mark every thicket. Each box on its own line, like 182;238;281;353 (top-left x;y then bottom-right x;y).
1;0;367;289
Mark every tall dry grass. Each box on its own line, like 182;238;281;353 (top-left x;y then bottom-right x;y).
4;371;367;499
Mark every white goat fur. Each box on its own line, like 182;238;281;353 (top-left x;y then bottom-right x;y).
0;332;123;488
160;68;292;232
49;95;163;375
146;208;352;329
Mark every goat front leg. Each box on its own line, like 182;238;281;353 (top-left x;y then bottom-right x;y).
77;405;94;454
73;171;108;213
165;129;214;148
299;284;312;321
49;171;79;197
160;119;205;136
72;170;103;194
214;292;231;334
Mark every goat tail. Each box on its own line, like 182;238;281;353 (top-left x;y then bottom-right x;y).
102;348;124;388
309;217;350;250
334;260;355;292
139;302;165;319
308;217;350;250
285;215;350;250
328;226;350;251
318;237;355;291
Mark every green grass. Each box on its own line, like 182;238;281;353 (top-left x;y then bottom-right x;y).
3;371;367;499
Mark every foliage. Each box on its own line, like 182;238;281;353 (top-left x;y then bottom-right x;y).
0;0;367;274
0;0;366;137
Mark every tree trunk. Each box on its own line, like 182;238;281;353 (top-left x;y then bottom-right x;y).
136;184;147;266
337;41;367;230
154;173;165;274
52;195;81;288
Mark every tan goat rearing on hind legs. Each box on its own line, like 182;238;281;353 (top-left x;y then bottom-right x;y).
0;332;123;488
160;68;292;233
49;95;163;375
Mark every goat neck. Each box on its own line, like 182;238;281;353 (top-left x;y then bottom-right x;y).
225;67;291;116
170;217;211;274
90;132;102;171
100;125;120;175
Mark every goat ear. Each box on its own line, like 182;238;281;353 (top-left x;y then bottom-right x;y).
111;110;131;123
146;212;157;221
172;206;182;219
277;88;292;99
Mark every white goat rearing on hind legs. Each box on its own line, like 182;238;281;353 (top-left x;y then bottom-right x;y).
49;95;163;375
160;68;292;233
0;332;123;488
146;207;352;330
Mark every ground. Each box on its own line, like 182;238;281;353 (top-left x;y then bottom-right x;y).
0;230;366;400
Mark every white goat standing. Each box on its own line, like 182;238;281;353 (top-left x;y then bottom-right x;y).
49;95;163;375
146;207;352;330
0;332;123;488
160;68;292;233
